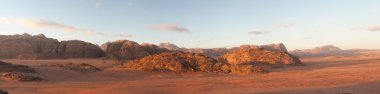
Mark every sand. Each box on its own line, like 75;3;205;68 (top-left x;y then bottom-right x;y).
1;56;380;94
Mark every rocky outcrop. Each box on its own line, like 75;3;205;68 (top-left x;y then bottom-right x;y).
104;40;171;60
158;42;289;58
232;43;288;52
57;40;105;58
223;48;302;65
0;33;105;59
0;72;43;82
0;61;36;73
124;52;267;74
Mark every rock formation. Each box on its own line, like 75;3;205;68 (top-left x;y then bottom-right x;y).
57;40;105;58
0;33;60;59
0;33;105;59
158;42;289;58
104;40;149;60
124;52;267;74
223;48;302;65
103;40;171;60
231;43;288;52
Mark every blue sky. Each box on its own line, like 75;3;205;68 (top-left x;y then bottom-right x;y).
1;0;380;50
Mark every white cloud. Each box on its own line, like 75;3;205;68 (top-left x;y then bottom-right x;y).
18;19;105;35
149;23;191;33
248;31;268;35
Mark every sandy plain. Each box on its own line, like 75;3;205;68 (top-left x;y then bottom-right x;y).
1;55;380;94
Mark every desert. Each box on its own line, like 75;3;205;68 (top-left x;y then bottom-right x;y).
0;33;380;94
2;1;380;94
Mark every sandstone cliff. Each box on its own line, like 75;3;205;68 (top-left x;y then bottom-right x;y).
223;48;302;65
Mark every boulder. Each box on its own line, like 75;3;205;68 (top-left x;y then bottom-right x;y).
223;48;302;65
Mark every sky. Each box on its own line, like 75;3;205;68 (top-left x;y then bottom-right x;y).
1;0;380;50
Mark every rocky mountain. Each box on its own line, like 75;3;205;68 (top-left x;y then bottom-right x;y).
124;52;267;74
223;48;302;65
290;45;366;57
103;40;170;60
0;33;105;59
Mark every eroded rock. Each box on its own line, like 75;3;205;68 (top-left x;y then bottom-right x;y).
223;48;302;65
124;52;267;74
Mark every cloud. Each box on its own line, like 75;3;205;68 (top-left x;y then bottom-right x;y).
111;33;133;38
149;23;191;33
18;19;104;35
275;21;296;28
0;17;11;24
366;25;380;32
248;31;268;35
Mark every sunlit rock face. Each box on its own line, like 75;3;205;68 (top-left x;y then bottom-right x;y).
223;48;302;65
124;52;267;74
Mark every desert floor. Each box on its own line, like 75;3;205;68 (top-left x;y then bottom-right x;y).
2;56;380;94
